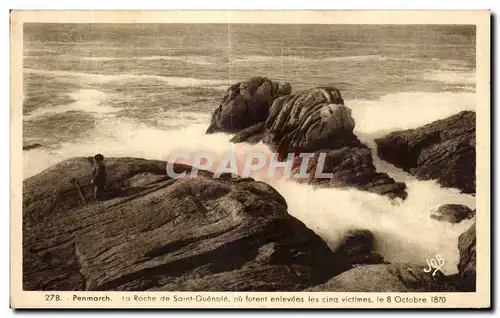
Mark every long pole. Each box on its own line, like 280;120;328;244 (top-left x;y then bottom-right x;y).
72;179;89;205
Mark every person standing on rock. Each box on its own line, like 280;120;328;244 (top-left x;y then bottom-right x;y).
91;153;107;201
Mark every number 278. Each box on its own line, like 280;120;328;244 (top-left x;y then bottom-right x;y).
45;294;61;301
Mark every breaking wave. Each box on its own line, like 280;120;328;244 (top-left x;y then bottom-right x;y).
23;68;232;89
23;89;476;274
233;54;385;64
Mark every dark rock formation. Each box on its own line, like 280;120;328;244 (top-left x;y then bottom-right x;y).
306;264;457;292
457;223;476;291
431;204;475;223
375;111;475;194
23;143;42;151
23;157;173;225
242;86;407;199
230;122;266;144
334;229;385;268
263;87;348;154
23;157;342;291
206;77;291;134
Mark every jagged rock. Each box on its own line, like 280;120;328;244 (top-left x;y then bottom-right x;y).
375;111;475;194
23;157;341;291
206;77;291;134
23;157;175;225
255;87;406;199
457;223;476;291
23;143;42;151
291;146;407;199
431;204;475;223
306;264;457;292
230;122;266;144
334;229;385;268
263;87;349;154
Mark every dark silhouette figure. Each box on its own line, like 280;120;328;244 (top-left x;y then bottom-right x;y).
91;154;107;201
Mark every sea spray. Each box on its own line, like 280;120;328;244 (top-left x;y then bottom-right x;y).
270;178;474;274
22;91;476;274
23;123;475;274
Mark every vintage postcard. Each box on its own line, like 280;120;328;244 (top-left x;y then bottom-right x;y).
10;10;490;309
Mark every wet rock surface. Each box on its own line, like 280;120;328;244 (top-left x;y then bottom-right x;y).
306;264;457;292
334;229;385;268
259;87;407;199
23;157;341;291
24;80;479;293
375;111;475;194
263;87;348;154
431;204;475;224
206;77;291;134
290;146;407;199
230;122;266;144
22;158;475;292
23;143;43;151
457;222;476;291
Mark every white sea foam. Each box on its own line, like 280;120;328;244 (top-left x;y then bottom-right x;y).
232;54;469;66
24;68;232;89
272;179;474;274
234;54;385;64
158;111;211;127
23;90;476;274
80;55;213;65
349;91;476;135
423;70;476;85
24;89;120;120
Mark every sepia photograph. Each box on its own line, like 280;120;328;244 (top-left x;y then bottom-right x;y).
10;10;491;308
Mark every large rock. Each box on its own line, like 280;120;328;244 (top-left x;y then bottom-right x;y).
256;87;407;199
23;143;42;151
23;157;341;291
224;86;406;199
431;204;475;224
23;157;175;225
206;77;291;134
263;87;349;154
457;223;476;291
291;146;408;199
307;264;457;292
333;229;385;268
230;122;266;144
375;111;475;194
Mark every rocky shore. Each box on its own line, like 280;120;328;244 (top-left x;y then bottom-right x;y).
375;111;476;194
23;77;477;292
24;158;338;291
23;156;476;292
220;79;407;199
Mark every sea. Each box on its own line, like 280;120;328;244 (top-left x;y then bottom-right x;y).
22;23;477;274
